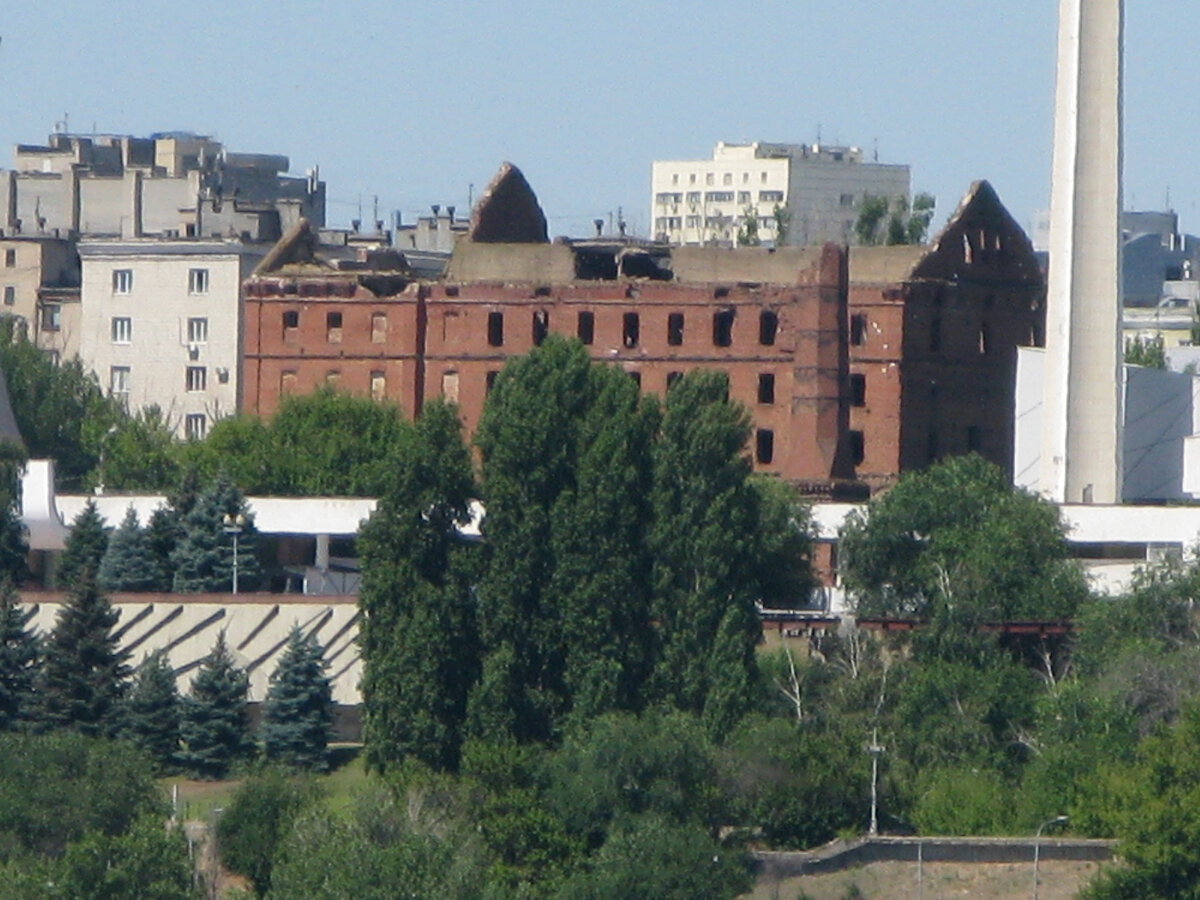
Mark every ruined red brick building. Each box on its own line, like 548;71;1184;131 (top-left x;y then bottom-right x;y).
242;168;1044;496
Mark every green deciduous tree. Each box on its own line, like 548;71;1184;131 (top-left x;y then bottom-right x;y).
94;405;182;493
0;578;39;731
37;572;130;737
359;400;479;772
54;814;198;900
122;650;181;773
649;370;763;738
841;454;1088;623
98;507;161;592
171;473;260;593
177;632;253;779
261;627;332;772
57;500;109;591
217;770;320;897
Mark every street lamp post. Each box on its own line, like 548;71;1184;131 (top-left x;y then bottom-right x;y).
1033;814;1068;900
222;514;245;595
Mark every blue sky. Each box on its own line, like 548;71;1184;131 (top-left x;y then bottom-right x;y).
1;2;1193;239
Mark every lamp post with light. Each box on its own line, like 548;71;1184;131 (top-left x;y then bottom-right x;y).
1033;814;1068;900
222;514;245;595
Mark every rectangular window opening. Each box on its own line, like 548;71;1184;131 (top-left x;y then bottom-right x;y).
759;310;778;346
111;316;132;343
187;317;208;344
188;268;209;295
667;371;682;390
850;314;867;346
185;414;206;440
756;429;775;464
850;373;866;407
371;312;388;343
112;269;133;294
533;310;549;346
577;311;594;345
623;312;639;348
2;286;13;306
667;312;684;346
849;430;865;466
41;303;61;332
326;311;343;343
487;311;504;346
185;366;207;392
3;250;15;268
757;373;776;404
370;371;386;402
713;309;734;347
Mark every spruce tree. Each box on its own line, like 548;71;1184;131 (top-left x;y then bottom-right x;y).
37;571;130;736
57;499;109;591
178;632;253;779
648;370;763;739
172;474;261;593
0;577;40;730
123;649;181;773
0;440;29;584
359;401;480;771
261;627;332;772
98;507;161;592
145;507;180;592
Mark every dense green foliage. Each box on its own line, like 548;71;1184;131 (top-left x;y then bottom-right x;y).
0;578;39;730
171;473;260;593
98;506;161;592
0;441;29;583
36;572;130;737
57;500;109;591
261;627;333;772
177;632;252;779
122;650;181;773
53;813;198;900
218;771;321;897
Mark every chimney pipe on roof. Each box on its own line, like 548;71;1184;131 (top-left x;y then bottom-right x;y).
594;219;603;238
447;205;455;222
431;204;440;218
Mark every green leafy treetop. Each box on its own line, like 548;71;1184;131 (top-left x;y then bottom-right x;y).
122;649;181;774
840;454;1089;625
99;506;162;592
37;570;131;737
171;473;261;593
261;626;333;772
0;577;40;730
57;498;109;591
178;631;253;779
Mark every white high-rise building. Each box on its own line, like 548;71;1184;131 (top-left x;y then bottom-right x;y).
650;141;910;247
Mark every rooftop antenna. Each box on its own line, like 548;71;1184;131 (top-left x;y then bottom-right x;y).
372;195;379;227
873;138;879;162
357;193;363;224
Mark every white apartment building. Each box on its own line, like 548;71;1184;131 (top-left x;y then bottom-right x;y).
651;141;911;247
77;240;264;438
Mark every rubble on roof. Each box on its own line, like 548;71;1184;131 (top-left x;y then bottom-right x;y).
467;163;549;244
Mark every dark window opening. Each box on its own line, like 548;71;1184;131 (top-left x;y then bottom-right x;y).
577;311;594;345
282;310;299;337
534;285;552;297
533;310;549;346
929;315;942;353
757;373;775;404
967;425;982;452
759;310;778;345
623;312;640;348
629;371;641;389
326;311;343;343
667;312;684;346
756;429;775;464
713;309;734;347
850;373;866;407
667;371;682;390
714;286;730;299
486;370;499;392
487;311;504;346
848;430;865;466
850;314;867;346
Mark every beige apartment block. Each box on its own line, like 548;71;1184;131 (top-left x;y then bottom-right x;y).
0;234;79;360
651;141;911;247
78;240;264;438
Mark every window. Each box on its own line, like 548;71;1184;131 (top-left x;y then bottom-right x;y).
371;312;388;343
186;366;207;392
41;303;61;331
110;366;130;396
622;312;639;348
3;286;13;306
759;310;778;346
759;190;784;203
326;311;343;343
848;430;865;465
758;373;776;404
737;191;751;205
487;311;504;346
850;314;867;346
3;249;14;268
689;173;696;184
840;193;856;207
849;373;866;406
760;171;768;184
533;310;549;346
185;414;206;440
326;370;341;386
486;370;499;392
713;309;734;347
671;173;679;185
111;316;132;343
723;172;732;185
282;310;299;338
667;371;682;390
667;312;684;346
112;269;133;294
705;191;734;203
628;371;641;389
577;311;594;345
705;172;714;186
371;371;386;401
280;370;297;394
187;317;208;343
188;268;209;294
755;429;775;464
441;371;460;403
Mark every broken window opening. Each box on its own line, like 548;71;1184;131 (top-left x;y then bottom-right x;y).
326;311;343;343
713;309;735;347
667;371;682;390
486;370;499;392
371;312;388;343
370;371;386;402
757;373;776;404
849;373;866;407
756;429;775;465
667;312;684;346
487;311;504;347
628;371;641;389
850;314;867;346
848;430;865;466
759;310;778;346
533;310;549;346
623;312;640;348
577;311;594;345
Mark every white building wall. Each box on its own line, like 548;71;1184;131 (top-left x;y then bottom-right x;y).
78;242;255;437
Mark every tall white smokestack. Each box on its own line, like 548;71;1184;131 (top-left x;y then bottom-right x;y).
1040;0;1124;503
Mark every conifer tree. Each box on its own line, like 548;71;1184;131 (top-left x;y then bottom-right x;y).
98;507;161;592
0;440;29;584
0;577;40;730
178;632;253;779
123;649;181;773
37;571;130;736
648;370;763;739
144;507;180;592
172;474;260;593
359;401;479;771
261;626;333;772
57;499;109;590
